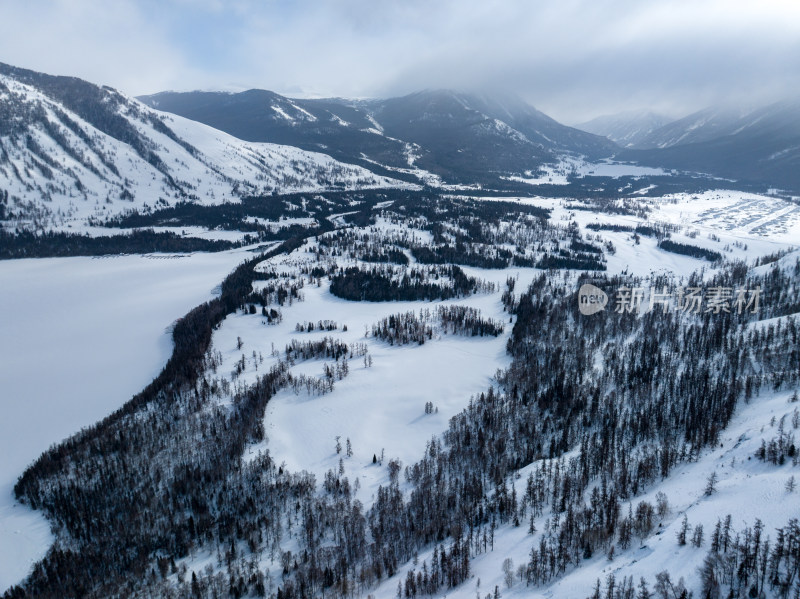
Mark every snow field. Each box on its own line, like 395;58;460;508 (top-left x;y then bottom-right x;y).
478;192;796;280
206;248;542;508
0;248;251;591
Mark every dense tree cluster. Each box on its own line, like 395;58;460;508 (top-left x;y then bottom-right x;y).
371;311;434;345
294;320;340;332
0;228;235;258
283;337;368;363
316;229;409;265
370;306;504;346
411;244;513;269
329;264;493;302
535;251;606;271
754;412;797;465
613;516;800;599
698;516;800;598
97;189;418;233
395;539;471;598
585;222;674;238
659;239;722;262
248;277;305;309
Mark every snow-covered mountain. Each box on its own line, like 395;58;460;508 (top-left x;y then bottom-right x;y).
364;90;617;184
140;89;418;182
632;106;755;149
0;63;403;229
575;110;672;148
618;100;800;191
140;88;618;187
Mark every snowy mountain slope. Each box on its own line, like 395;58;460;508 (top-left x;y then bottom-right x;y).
632;106;750;150
618;101;800;191
139;89;418;181
575;110;673;148
369;387;800;599
363;90;617;185
141;87;800;193
0;63;405;229
140;88;618;188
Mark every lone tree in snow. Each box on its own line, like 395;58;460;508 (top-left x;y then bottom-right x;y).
704;472;718;496
502;558;514;588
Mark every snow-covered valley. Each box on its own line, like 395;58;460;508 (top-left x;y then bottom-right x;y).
2;61;800;598
3;188;798;597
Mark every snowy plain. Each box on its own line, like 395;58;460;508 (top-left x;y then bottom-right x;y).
0;248;251;591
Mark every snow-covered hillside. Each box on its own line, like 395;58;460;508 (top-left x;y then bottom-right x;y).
0;66;405;230
369;387;800;599
633;106;750;150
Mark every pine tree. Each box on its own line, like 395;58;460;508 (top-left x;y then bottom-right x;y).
677;515;689;546
699;554;720;599
637;577;651;599
710;520;722;553
691;524;704;548
704;472;718;496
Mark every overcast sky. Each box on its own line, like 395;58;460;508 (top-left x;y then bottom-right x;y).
1;0;799;123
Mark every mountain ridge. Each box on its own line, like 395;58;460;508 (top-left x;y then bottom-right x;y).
139;87;618;187
619;99;800;190
0;62;404;228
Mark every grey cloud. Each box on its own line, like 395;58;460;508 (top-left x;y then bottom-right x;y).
1;0;798;122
